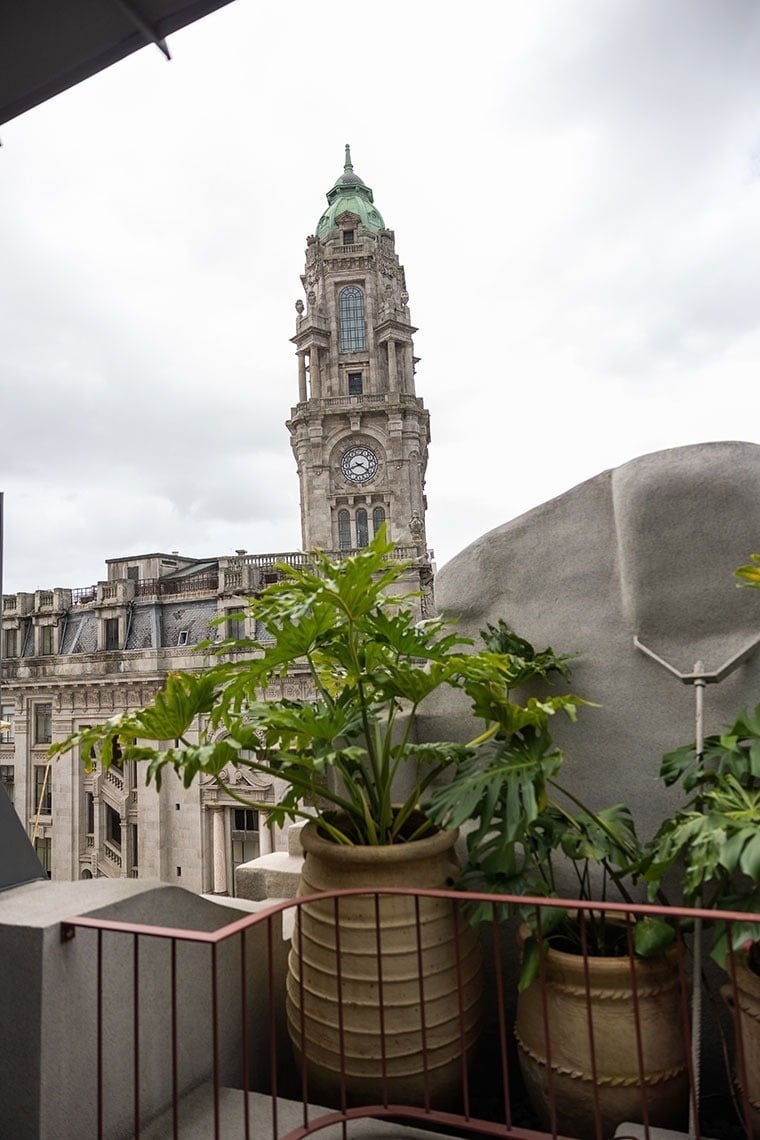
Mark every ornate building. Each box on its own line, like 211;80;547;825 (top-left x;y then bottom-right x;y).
0;149;433;893
288;145;430;560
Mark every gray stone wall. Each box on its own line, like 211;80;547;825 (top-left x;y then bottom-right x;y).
421;441;760;845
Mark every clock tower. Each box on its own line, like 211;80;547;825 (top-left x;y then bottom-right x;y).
287;147;431;571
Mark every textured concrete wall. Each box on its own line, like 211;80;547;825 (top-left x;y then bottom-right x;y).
421;441;760;844
0;880;290;1140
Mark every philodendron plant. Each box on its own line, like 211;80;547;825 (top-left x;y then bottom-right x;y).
49;531;583;850
425;622;676;989
641;703;760;973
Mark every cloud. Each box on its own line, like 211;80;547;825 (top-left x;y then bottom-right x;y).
1;0;759;589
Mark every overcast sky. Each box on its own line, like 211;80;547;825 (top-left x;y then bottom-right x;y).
2;0;759;594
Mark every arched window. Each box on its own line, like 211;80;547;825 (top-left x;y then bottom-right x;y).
338;509;351;550
372;506;386;536
356;509;369;548
339;286;366;352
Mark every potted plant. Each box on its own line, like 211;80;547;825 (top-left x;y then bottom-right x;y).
641;700;760;1136
49;531;582;1110
425;622;688;1139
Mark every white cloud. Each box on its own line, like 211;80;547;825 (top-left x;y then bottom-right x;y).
2;0;760;591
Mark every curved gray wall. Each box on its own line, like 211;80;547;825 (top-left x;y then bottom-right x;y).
423;441;760;842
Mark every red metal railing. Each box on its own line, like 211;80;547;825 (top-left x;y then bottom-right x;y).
59;891;760;1140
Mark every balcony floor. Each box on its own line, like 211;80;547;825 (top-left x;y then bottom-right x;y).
142;1081;461;1140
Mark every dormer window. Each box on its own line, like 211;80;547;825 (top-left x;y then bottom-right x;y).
343;229;354;245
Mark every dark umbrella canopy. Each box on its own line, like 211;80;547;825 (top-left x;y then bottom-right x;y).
0;0;236;126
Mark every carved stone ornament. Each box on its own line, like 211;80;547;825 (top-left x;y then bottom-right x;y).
409;511;424;539
295;299;304;315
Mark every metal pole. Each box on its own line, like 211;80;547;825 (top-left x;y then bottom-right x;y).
634;637;760;1140
689;665;706;1140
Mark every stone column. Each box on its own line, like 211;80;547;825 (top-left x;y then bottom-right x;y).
297;352;307;402
258;813;273;855
212;806;227;894
311;348;322;398
387;340;398;391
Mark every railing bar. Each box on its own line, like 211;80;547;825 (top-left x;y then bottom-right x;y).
675;916;699;1138
726;933;752;1140
333;894;349;1120
212;942;220;1140
413;893;431;1112
374;892;389;1108
171;939;179;1140
267;917;279;1140
133;933;141;1138
535;909;558;1139
579;909;603;1140
295;902;309;1130
240;928;250;1140
452;896;471;1119
625;911;650;1140
491;909;511;1129
60;890;760;946
278;1102;557;1139
97;928;104;1140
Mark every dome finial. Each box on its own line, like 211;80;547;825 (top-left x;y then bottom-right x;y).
344;143;353;173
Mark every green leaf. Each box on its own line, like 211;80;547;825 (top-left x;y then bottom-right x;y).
632;917;675;957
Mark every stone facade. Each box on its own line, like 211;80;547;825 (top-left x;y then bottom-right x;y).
0;150;434;895
287;146;431;563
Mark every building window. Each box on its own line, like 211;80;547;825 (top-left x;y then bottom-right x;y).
338;509;351;551
338;285;366;352
106;804;122;848
35;837;51;878
177;629;190;647
127;566;139;581
343;229;354;245
34;703;52;745
0;705;14;743
0;765;14;806
372;506;386;536
4;629;18;658
104;617;120;651
356;508;369;549
35;764;52;815
231;807;260;879
40;625;54;656
85;791;95;835
226;607;245;639
348;371;363;396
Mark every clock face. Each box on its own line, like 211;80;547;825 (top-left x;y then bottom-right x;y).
341;445;378;484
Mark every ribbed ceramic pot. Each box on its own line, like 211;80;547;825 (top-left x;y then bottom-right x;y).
515;927;689;1139
286;821;482;1108
722;956;760;1139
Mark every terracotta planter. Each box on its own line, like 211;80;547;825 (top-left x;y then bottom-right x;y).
721;955;760;1138
515;927;689;1139
286;822;482;1108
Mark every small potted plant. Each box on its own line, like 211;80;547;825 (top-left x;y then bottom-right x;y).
49;531;582;1109
641;700;760;1135
425;622;688;1139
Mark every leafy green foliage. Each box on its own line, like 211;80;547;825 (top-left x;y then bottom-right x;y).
423;625;675;983
49;531;585;850
735;552;760;588
642;702;760;964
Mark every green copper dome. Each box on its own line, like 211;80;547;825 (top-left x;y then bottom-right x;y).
316;145;385;238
